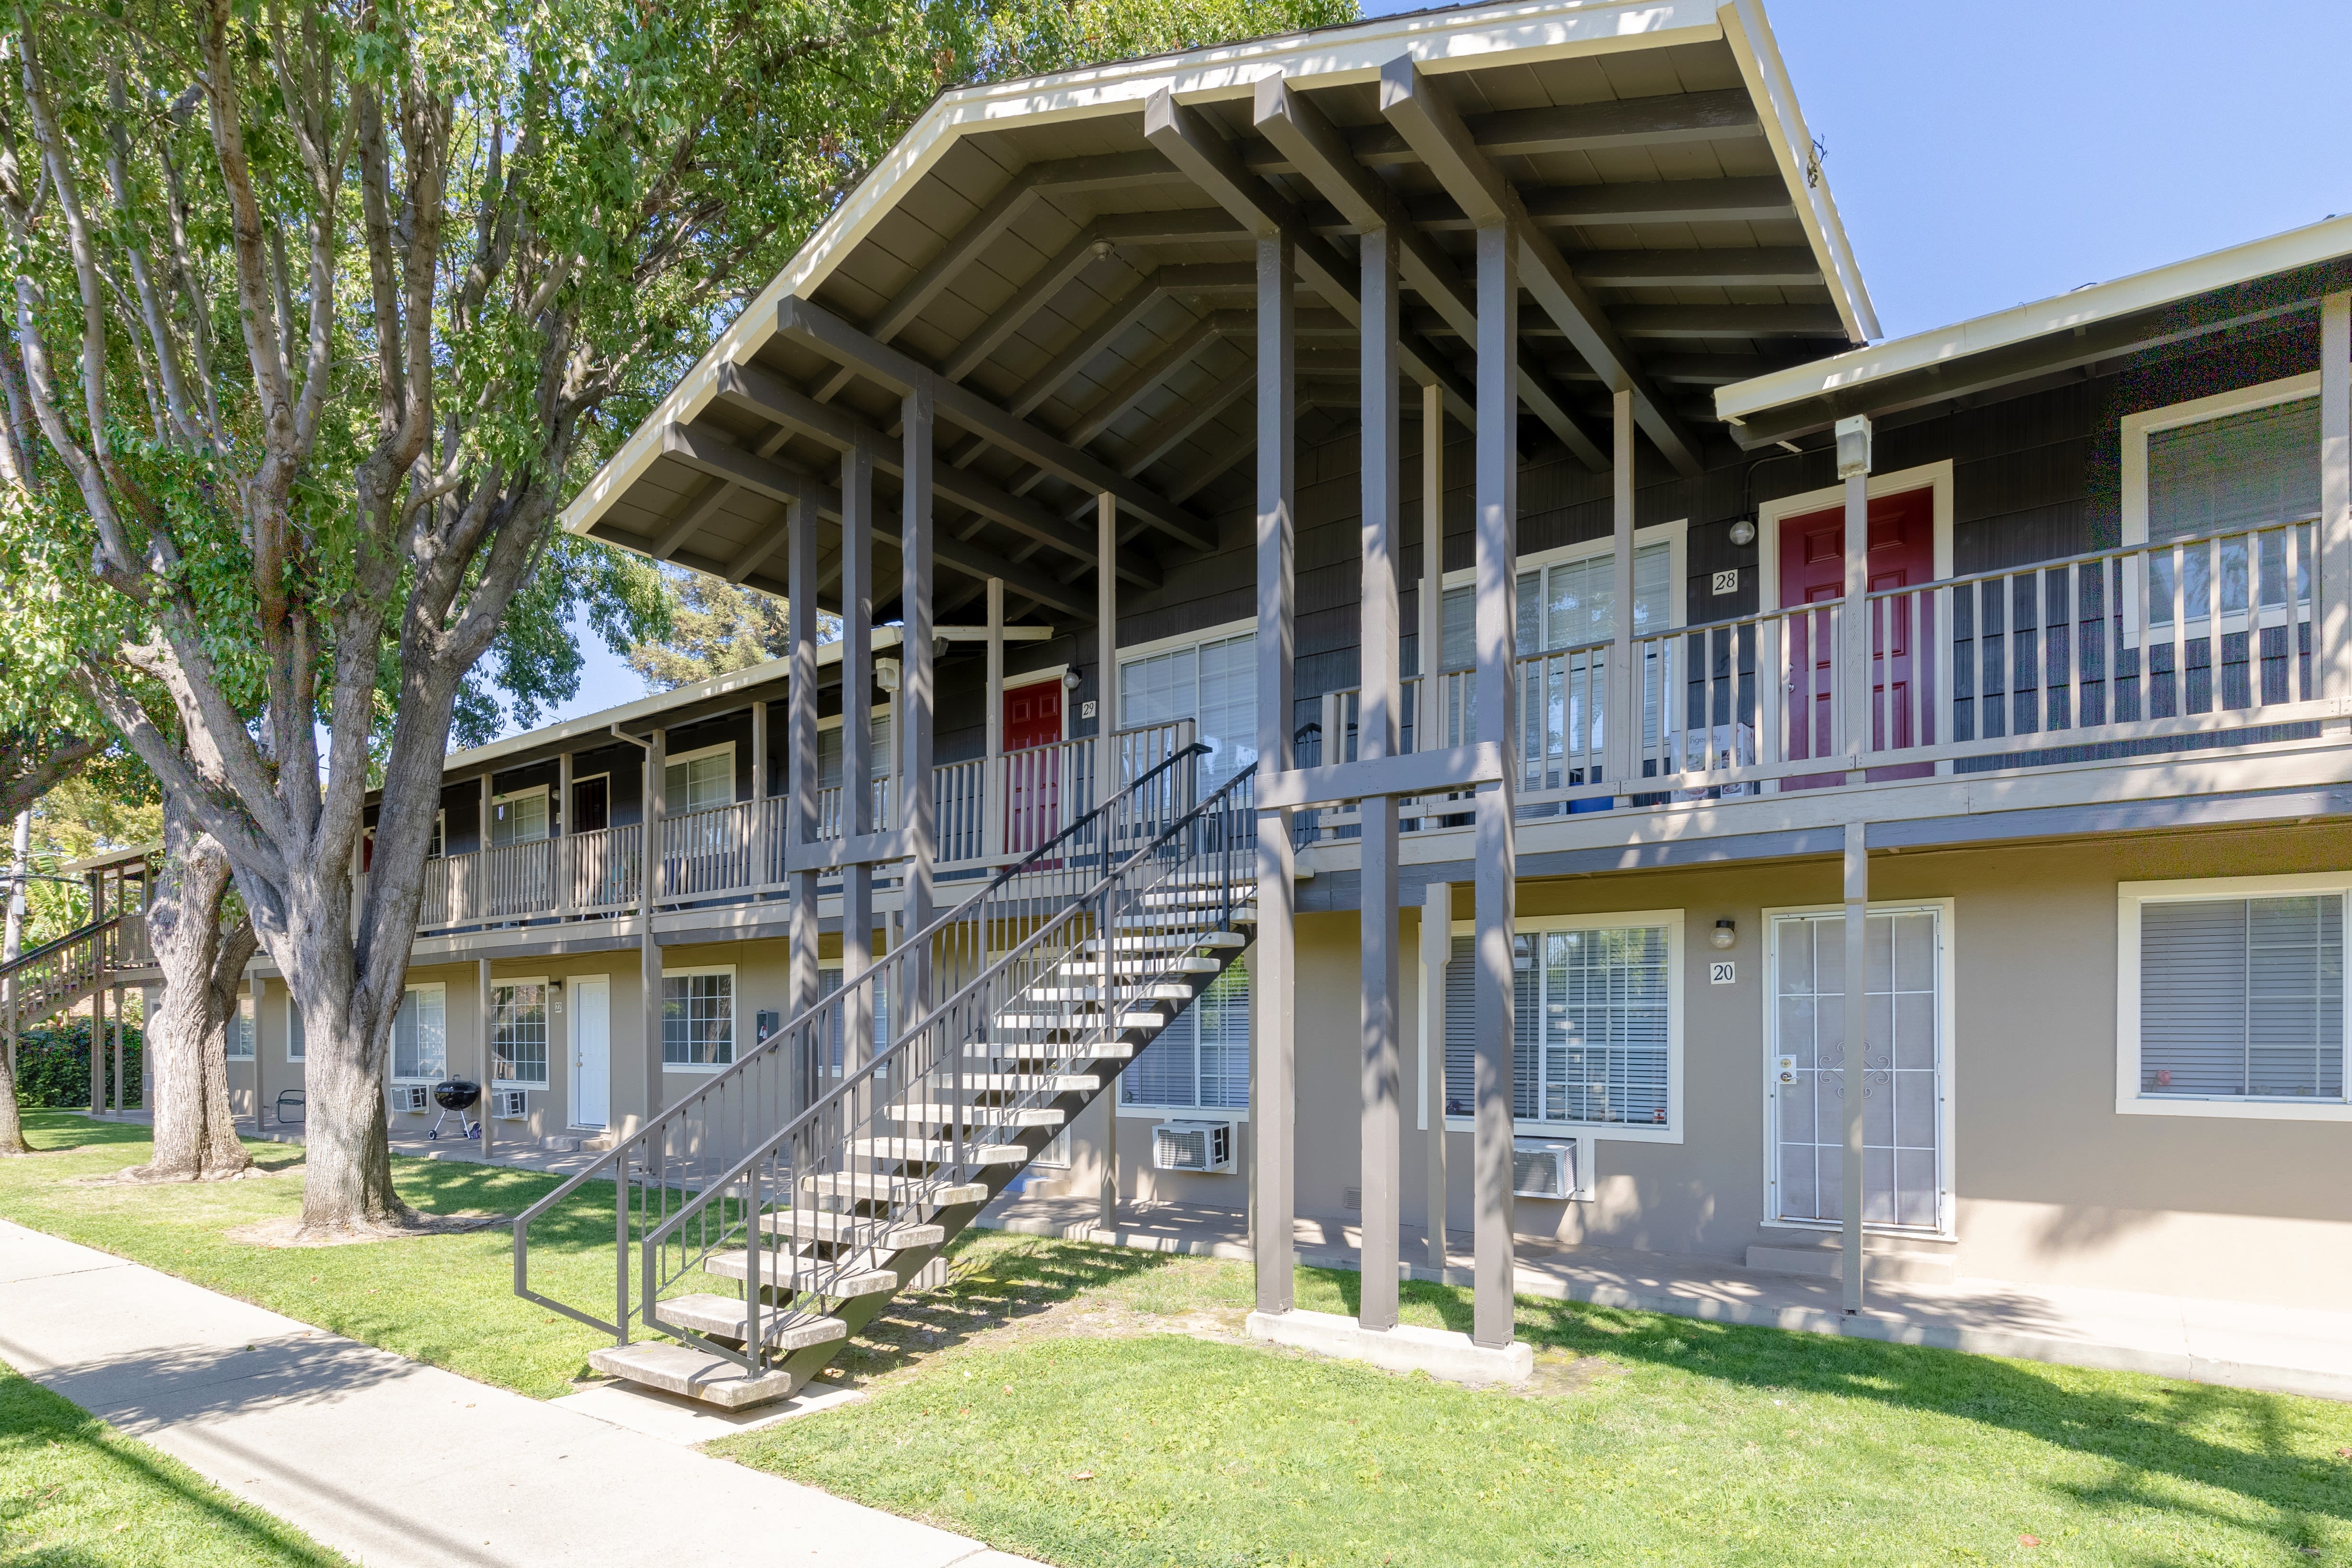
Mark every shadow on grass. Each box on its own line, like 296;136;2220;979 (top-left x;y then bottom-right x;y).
16;1111;155;1152
1310;1263;2352;1547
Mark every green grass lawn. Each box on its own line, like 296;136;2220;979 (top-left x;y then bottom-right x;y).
9;1111;2352;1567
0;1356;352;1566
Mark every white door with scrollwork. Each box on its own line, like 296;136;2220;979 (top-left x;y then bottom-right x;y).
1767;908;1946;1233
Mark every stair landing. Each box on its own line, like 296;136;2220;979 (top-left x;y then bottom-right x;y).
587;1342;804;1409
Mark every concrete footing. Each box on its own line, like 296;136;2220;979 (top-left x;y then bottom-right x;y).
1246;1308;1534;1386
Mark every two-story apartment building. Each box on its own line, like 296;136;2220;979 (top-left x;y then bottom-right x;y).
102;0;2349;1404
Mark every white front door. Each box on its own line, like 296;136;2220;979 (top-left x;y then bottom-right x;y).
572;976;610;1128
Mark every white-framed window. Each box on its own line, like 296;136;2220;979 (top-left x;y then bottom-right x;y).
814;964;890;1077
2117;873;2349;1121
2122;374;2320;632
1764;901;1953;1237
1119;619;1255;786
1437;521;1687;670
492;979;551;1086
663;965;735;1069
1428;912;1683;1143
816;712;893;789
286;993;305;1062
390;984;447;1083
489;786;549;847
226;995;255;1060
1122;958;1250;1114
663;743;736;815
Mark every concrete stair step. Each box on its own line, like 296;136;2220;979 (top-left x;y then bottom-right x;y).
757;1209;947;1248
848;1137;1025;1166
989;1014;1159;1033
799;1172;991;1205
701;1249;899;1295
587;1342;803;1410
886;1102;1065;1128
951;1072;1099;1092
652;1292;850;1351
1025;983;1197;1002
1082;931;1246;953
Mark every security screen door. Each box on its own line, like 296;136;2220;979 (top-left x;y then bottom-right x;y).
1768;908;1945;1231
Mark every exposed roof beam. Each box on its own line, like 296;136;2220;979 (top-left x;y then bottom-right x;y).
1379;56;1705;478
1555;352;1797;386
1614;305;1848;338
661;422;1092;618
1168;394;1334;506
1566;248;1822;288
1142;87;1476;431
1002;265;1246;420
1253;74;1602;470
1301;176;1800;237
1062;314;1225;450
651;476;738;560
776;295;1213;553
709;362;1157;588
1244;87;1761;174
1113;361;1253;479
940;209;1242;384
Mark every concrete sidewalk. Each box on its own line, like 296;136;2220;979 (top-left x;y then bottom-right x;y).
976;1193;2352;1403
0;1218;1040;1568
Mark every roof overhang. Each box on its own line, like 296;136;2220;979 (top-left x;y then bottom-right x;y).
1715;214;2352;448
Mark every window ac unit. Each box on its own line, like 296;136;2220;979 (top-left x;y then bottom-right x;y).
491;1088;530;1120
1152;1119;1234;1174
1511;1138;1582;1200
389;1084;430;1114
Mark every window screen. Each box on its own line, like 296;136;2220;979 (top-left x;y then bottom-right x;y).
391;986;446;1081
1125;958;1250;1110
1439;543;1675;669
226;996;254;1060
490;790;548;846
2140;894;2344;1100
1442;929;1669;1128
817;715;893;790
1119;632;1255;784
662;972;734;1067
494;981;550;1084
664;750;735;814
2147;397;2322;544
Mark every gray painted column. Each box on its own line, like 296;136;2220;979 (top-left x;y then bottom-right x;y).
1358;222;1403;1332
480;956;497;1159
2323;293;2351;702
1420;881;1450;1273
1253;229;1298;1318
1610;390;1636;805
1843;467;1870;774
1470;220;1519;1351
984;579;1005;861
785;499;820;1111
1842;818;1867;1313
902;389;936;1039
557;748;574;919
640;728;666;1130
750;700;768;895
111;983;123;1112
841;446;875;1069
1419;384;1443;752
1097;492;1119;1231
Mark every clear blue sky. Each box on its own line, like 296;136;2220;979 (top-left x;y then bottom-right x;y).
514;0;2352;737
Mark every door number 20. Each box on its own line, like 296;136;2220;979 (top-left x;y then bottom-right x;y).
1708;960;1736;985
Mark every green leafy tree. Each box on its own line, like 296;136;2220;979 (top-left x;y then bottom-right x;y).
627;570;794;692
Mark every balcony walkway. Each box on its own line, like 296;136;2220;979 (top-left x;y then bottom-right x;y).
973;1192;2352;1404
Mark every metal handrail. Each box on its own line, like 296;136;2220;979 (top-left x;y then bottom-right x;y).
0;915;117;980
511;739;1213;1331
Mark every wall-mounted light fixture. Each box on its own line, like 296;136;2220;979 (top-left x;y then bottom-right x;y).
875;657;901;693
1834;414;1873;480
1062;670;1082;690
1727;519;1756;548
1709;918;1738;951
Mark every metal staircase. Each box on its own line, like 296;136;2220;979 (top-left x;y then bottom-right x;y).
514;743;1256;1408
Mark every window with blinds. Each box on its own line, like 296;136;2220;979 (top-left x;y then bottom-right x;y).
1440;927;1671;1129
391;985;447;1081
1124;958;1250;1110
2147;397;2321;545
490;788;548;846
664;748;735;813
816;714;893;790
1119;632;1255;784
1438;543;1675;670
661;970;734;1068
816;965;890;1079
2139;894;2344;1100
494;981;551;1083
226;996;255;1060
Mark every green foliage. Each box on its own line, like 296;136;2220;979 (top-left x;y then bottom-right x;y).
11;1020;145;1109
625;567;793;692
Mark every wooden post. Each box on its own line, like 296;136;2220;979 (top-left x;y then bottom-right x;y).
841;446;875;1071
1470;218;1518;1351
1610;389;1637;804
478;773;492;925
2323;293;2351;703
1843;469;1870;775
1097;490;1118;1231
1358;221;1403;1332
111;982;124;1113
641;728;666;1128
1842;818;1868;1313
1252;229;1298;1320
1419;384;1444;756
88;869;105;1118
557;748;575;919
902;388;936;1098
750;699;768;895
480;957;497;1158
984;578;1005;861
1420;881;1450;1273
786;498;820;1115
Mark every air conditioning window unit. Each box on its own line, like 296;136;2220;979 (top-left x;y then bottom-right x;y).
1511;1138;1583;1200
389;1083;430;1114
491;1088;530;1120
1152;1119;1234;1174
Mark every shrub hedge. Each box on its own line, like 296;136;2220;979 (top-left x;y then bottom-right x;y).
11;1020;144;1108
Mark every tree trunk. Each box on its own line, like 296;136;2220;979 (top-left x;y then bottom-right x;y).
276;913;411;1234
1;807;30;1156
134;795;255;1180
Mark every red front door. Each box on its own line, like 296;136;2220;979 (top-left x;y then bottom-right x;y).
1003;680;1063;852
1780;487;1937;786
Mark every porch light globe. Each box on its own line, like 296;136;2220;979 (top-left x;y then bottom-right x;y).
1728;519;1756;547
1709;919;1737;950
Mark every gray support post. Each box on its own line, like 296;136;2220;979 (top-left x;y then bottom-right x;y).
1097;491;1119;1231
2324;293;2352;702
786;499;820;1112
557;748;574;919
1842;818;1867;1313
1609;390;1636;804
902;389;935;1033
641;729;666;1129
88;872;106;1118
1470;219;1519;1351
750;700;769;893
1419;384;1443;752
1843;468;1870;773
111;983;124;1112
1252;229;1298;1319
480;957;497;1159
841;447;875;1069
1358;222;1403;1332
1420;881;1450;1273
984;579;1005;861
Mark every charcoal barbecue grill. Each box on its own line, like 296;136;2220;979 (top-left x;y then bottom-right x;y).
428;1079;481;1141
